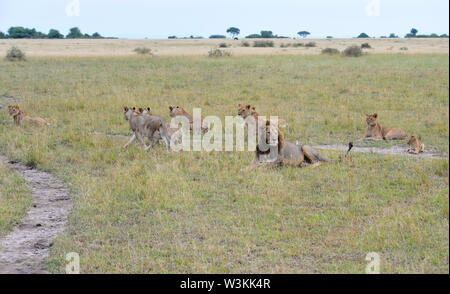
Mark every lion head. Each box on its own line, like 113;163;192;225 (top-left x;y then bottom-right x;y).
408;135;418;146
257;119;284;154
123;106;137;121
365;113;378;126
8;105;20;116
169;106;187;117
237;104;257;119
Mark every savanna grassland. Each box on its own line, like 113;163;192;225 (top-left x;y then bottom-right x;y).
0;53;448;273
0;161;31;237
0;38;448;56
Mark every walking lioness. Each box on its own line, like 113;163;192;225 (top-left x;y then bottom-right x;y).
123;106;170;151
360;113;408;140
8;104;50;126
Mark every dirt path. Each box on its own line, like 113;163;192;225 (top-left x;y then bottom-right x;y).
313;143;446;159
0;155;72;274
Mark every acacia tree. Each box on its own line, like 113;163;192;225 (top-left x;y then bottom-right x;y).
226;27;240;38
66;27;83;38
410;28;418;36
357;32;370;38
48;29;64;39
297;31;310;38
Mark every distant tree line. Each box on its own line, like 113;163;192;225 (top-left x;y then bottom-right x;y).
169;27;448;40
0;26;115;39
356;28;448;39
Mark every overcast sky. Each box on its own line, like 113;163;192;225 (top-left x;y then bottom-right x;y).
0;0;448;38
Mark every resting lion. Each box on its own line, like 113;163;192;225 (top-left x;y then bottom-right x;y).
360;113;408;140
407;136;425;154
8;104;50;126
168;105;209;131
247;120;349;170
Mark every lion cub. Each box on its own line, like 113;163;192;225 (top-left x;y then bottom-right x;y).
8;104;50;126
360;113;408;140
407;136;425;154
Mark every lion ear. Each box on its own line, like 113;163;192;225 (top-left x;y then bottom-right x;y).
251;107;256;110
124;106;128;111
169;106;173;110
373;113;377;118
132;107;136;111
365;113;369;117
147;107;151;111
246;104;251;109
138;107;143;112
238;103;242;107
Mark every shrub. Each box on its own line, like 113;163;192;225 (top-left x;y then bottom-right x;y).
241;41;250;47
245;34;261;38
6;46;26;61
361;42;372;49
321;48;340;55
357;32;370;38
134;47;152;55
342;45;362;57
218;42;229;48
208;48;232;57
209;35;226;39
399;47;408;51
305;42;316;47
280;43;291;48
253;40;274;47
292;43;304;47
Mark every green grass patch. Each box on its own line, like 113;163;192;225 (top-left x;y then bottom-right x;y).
0;163;32;236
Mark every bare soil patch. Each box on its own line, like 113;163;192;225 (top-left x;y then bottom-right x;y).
313;143;445;159
0;155;72;274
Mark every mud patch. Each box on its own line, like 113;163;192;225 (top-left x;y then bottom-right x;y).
313;143;445;159
0;155;72;274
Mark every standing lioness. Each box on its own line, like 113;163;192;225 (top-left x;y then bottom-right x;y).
360;113;408;140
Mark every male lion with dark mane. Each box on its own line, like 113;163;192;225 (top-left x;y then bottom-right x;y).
246;120;347;170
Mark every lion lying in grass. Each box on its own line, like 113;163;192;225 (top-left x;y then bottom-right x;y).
407;136;425;154
247;120;350;170
169;105;209;131
7;104;50;126
237;104;287;128
360;113;408;140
